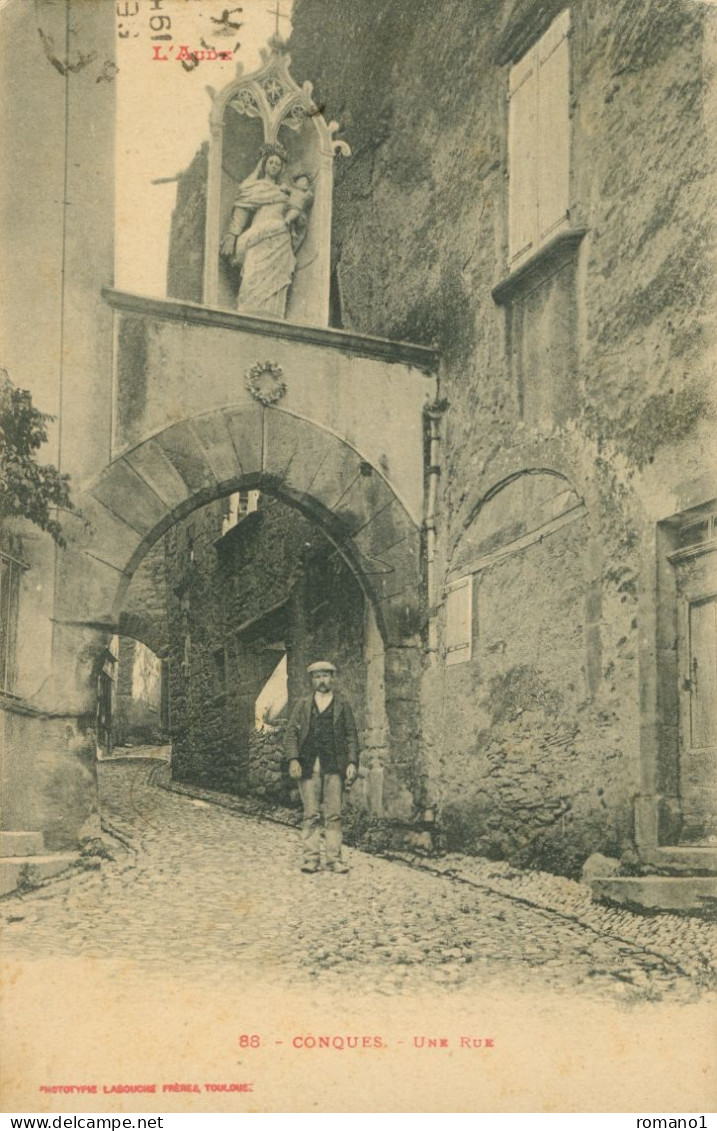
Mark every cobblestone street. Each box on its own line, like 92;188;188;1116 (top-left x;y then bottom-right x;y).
3;759;714;1007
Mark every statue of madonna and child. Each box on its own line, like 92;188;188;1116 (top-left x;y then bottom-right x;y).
219;141;314;319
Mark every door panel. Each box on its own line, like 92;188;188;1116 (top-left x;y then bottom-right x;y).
676;547;717;844
689;596;717;749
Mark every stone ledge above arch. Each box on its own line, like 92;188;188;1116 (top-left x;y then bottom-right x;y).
105;289;435;525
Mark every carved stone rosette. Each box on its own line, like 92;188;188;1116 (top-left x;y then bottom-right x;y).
245;361;287;406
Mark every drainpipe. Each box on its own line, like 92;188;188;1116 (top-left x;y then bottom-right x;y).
424;399;447;655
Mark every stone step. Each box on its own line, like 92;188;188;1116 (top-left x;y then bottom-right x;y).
590;875;717;914
0;853;78;896
0;831;44;857
641;845;717;874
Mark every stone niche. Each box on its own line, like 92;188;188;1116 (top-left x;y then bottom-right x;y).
203;43;350;325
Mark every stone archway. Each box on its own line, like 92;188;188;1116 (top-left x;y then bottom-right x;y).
57;406;421;641
48;405;425;830
116;611;168;663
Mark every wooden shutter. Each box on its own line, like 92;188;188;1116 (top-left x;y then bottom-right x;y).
508;47;539;265
537;8;571;243
445;576;472;666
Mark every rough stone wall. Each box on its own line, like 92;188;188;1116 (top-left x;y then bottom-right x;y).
165;494;367;798
247;722;292;803
438;515;635;874
575;1;712;465
119;539;170;659
299;548;367;725
0;710;98;850
166;143;208;303
289;0;715;873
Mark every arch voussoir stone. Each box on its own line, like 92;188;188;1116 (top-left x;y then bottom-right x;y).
124;438;193;512
154;420;220;495
57;405;425;687
263;410;331;487
91;457;172;537
66;495;144;573
301;437;364;513
352;506;420;603
222;403;264;475
333;473;397;538
190;412;244;484
379;593;425;643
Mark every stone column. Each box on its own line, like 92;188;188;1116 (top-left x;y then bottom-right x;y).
382;642;423;821
3;621;111;850
361;605;388;816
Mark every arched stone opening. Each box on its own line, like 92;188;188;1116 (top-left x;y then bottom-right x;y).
116;613;168;662
161;486;388;808
47;407;424;836
106;634;169;756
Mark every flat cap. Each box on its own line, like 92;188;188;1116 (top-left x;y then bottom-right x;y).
307;660;337;674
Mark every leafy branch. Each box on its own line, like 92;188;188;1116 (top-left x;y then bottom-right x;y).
0;369;75;547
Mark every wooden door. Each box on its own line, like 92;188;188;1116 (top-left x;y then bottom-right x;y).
676;547;717;844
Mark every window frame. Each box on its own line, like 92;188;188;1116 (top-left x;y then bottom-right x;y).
0;550;26;696
444;575;473;667
507;7;573;272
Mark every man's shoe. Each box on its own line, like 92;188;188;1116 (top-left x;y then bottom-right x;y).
325;861;349;874
301;862;321;873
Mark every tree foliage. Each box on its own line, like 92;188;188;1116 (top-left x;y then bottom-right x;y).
0;369;74;546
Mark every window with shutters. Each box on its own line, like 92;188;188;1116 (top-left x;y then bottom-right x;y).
0;551;24;695
445;576;472;666
221;490;260;536
508;9;571;269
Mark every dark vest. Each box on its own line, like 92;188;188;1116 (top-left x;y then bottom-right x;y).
301;698;338;774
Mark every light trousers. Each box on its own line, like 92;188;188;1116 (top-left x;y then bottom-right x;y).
298;762;343;865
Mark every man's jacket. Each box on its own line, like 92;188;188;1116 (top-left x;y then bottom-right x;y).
284;693;359;779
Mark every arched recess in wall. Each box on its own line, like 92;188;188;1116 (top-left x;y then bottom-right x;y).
454;468;584;573
444;469;592;693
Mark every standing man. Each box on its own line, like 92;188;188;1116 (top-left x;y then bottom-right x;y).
285;661;359;874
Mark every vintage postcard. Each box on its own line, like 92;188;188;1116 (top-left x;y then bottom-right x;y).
1;0;715;1115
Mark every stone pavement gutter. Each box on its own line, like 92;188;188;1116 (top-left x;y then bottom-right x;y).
155;764;717;990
